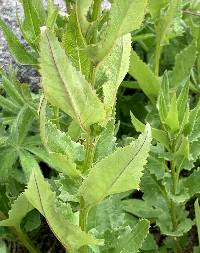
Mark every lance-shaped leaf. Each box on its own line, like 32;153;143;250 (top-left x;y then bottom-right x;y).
62;10;91;79
24;170;103;251
40;28;106;130
21;0;46;44
130;112;169;149
129;50;161;98
80;124;151;208
89;0;147;63
76;0;93;34
170;41;197;88
0;18;37;65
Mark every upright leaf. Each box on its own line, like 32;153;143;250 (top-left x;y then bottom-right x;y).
170;41;197;88
40;28;106;130
21;0;46;44
89;0;148;62
96;34;131;114
80;124;151;208
0;18;37;65
62;10;91;79
129;50;161;98
76;0;93;34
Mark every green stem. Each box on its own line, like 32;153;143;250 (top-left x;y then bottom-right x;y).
91;0;102;44
79;198;89;253
170;148;182;253
154;42;162;76
16;228;41;253
0;212;40;253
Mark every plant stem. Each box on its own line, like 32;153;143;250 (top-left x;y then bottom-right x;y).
91;0;102;44
170;148;182;253
79;198;89;253
16;228;41;253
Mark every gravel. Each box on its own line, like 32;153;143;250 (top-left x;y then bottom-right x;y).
0;0;65;88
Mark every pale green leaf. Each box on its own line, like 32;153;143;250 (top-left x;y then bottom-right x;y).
39;28;106;130
130;112;169;149
170;41;197;88
21;0;46;44
24;170;102;251
165;94;179;132
96;34;131;114
27;147;81;179
9;106;35;146
76;0;93;34
80;124;151;208
47;0;58;29
2;75;24;106
44;121;85;162
129;50;161;98
19;150;40;180
149;0;168;20
0;96;19;114
62;10;91;79
0;240;8;253
89;0;148;62
0;18;37;65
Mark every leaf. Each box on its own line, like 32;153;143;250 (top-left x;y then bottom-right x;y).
39;28;106;130
24;170;102;251
62;10;91;79
9;106;35;146
123;199;160;218
76;0;93;34
183;168;200;197
130;112;169;149
89;0;148;62
0;240;8;253
177;82;189;125
0;18;37;65
27;147;81;179
129;50;161;98
149;0;168;20
165;94;179;132
2;75;24;106
46;0;58;29
0;148;18;183
155;0;182;48
94;120;116;162
44;121;85;162
170;41;197;88
96;34;131;114
195;199;200;245
19;150;40;180
21;0;46;44
114;219;150;253
0;194;33;230
80;124;151;208
0;96;19;114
